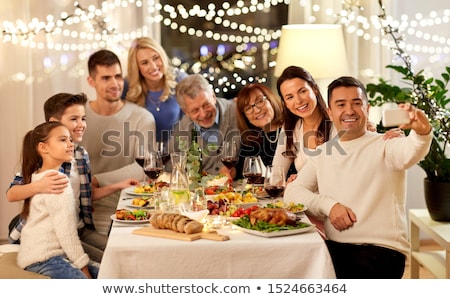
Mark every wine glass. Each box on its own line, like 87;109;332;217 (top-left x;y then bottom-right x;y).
135;144;146;184
157;140;170;171
264;165;286;203
242;156;263;195
143;151;163;185
221;140;238;170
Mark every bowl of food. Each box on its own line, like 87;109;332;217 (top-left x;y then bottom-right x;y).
202;174;230;187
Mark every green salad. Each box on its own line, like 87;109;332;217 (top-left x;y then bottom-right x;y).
232;215;310;232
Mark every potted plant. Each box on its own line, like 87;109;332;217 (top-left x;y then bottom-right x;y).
367;65;450;222
365;1;450;221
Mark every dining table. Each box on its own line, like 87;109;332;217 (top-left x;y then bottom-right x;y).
97;186;336;279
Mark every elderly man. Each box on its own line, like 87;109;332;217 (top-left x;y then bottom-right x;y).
171;74;239;175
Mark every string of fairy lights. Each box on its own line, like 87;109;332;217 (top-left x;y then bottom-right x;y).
2;1;449;53
1;0;449;95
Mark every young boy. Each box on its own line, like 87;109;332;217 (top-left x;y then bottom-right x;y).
7;93;138;263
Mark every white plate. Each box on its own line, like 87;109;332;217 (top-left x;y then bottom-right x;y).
293;207;308;214
123;186;156;196
232;223;315;238
122;197;155;209
110;214;150;224
126;204;155;210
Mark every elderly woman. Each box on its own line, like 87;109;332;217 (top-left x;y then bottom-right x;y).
234;83;296;179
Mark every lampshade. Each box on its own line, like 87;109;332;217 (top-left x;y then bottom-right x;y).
274;24;349;79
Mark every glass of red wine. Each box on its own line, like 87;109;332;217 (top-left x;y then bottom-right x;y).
242;156;263;195
264;165;286;202
144;151;163;185
157;140;170;171
135;144;146;184
221;140;238;169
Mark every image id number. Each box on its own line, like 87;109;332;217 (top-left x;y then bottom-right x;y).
268;283;347;294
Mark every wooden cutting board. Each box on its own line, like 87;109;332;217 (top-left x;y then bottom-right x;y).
132;226;230;241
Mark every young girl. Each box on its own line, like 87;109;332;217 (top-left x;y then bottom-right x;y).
16;121;98;279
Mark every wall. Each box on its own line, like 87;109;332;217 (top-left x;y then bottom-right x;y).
0;0;157;241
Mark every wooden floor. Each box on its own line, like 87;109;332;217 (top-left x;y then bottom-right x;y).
402;239;442;279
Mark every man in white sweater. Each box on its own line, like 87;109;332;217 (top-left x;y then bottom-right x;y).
284;76;432;278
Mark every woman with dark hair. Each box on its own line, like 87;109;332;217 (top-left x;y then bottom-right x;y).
272;65;334;181
273;66;401;182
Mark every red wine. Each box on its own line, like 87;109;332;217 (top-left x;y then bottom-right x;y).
135;157;145;167
161;154;170;165
144;168;163;179
264;186;285;198
244;173;262;184
221;157;238;169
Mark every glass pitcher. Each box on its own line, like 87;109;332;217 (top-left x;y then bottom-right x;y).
170;151;187;172
168;152;190;212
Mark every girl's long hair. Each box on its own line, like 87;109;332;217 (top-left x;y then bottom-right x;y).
276;66;331;157
21;121;64;219
126;37;177;106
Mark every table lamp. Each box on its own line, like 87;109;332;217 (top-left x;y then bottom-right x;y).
274;24;349;86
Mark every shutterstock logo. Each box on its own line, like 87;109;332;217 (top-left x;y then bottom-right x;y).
303;132;347;157
93;123;348;159
99;122;157;157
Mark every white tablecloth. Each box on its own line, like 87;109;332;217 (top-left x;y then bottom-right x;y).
98;191;336;279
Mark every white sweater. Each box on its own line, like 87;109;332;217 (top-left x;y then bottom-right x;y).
272;120;337;176
17;170;89;269
284;130;432;254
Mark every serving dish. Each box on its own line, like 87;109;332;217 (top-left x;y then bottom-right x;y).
265;201;308;214
205;191;259;205
202;174;229;187
233;223;315;238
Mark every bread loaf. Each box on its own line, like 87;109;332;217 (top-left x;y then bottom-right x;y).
184;220;204;234
150;213;203;234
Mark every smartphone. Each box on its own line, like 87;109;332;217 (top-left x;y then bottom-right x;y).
382;108;410;127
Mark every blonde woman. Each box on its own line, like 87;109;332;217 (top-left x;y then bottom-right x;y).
125;37;187;142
